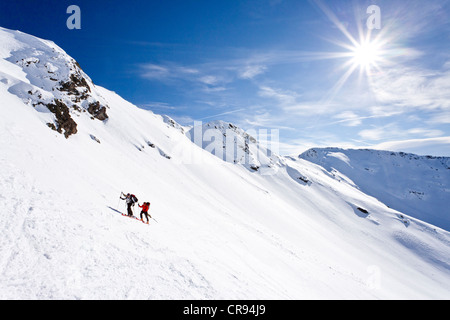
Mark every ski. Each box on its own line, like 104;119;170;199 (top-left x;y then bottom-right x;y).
118;212;150;225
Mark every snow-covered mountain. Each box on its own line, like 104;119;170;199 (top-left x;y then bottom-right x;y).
187;120;283;174
299;148;450;231
1;26;449;299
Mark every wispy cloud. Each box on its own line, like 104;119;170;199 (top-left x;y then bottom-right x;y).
427;113;450;125
305;108;404;130
239;65;267;79
137;46;348;90
333;111;363;127
258;85;340;118
258;86;297;104
358;122;445;142
140;64;171;79
199;108;246;121
139;101;177;110
139;60;242;93
369;61;450;113
359;124;396;141
199;75;220;85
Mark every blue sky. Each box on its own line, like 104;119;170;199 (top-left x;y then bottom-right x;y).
1;0;450;155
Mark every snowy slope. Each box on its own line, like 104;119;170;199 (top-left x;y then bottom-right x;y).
299;148;450;232
1;26;450;299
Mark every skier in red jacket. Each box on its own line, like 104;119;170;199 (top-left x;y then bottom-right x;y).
138;202;151;224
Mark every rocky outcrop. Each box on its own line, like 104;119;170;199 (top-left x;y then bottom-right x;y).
87;101;109;121
7;37;109;139
46;99;78;138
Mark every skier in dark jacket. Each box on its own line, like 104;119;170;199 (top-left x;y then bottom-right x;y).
120;192;138;217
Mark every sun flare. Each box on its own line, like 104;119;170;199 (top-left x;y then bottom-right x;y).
305;1;412;103
351;40;382;69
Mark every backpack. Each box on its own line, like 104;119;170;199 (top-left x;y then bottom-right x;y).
142;202;150;212
130;194;138;205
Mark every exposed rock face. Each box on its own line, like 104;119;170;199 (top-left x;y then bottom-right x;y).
88;101;109;121
6;31;109;138
46;99;78;138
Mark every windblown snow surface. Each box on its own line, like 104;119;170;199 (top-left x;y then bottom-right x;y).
0;27;449;299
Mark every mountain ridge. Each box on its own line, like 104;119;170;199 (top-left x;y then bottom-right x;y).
299;147;450;231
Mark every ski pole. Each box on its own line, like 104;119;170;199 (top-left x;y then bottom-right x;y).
116;191;123;210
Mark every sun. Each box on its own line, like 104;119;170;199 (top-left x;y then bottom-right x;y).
319;33;387;101
307;1;412;103
350;40;382;70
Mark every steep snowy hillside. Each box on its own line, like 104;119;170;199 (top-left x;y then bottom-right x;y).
1;26;450;299
300;148;450;231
